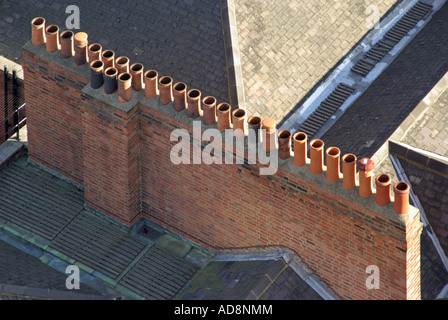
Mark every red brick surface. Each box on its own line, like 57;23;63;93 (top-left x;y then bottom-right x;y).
21;49;87;184
21;43;423;300
139;103;422;300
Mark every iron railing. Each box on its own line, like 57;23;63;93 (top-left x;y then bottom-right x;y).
0;102;26;141
2;65;26;143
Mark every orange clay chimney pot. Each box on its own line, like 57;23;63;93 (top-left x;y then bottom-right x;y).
358;158;374;198
101;50;115;70
217;103;232;132
158;76;174;105
173;82;187;112
309;139;324;175
118;72;132;102
88;43;102;63
60;30;74;59
342;154;357;190
45;25;59;52
202;96;217;125
262;118;277;153
394;182;410;214
130;63;144;91
326;147;341;183
232;109;247;137
115;56;130;75
292;132;307;167
187;89;202;119
74;32;88;66
31;17;46;46
278;130;292;160
144;70;159;99
375;174;392;206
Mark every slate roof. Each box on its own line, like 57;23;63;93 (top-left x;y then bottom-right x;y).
0;0;406;121
387;141;448;300
389;142;448;256
177;258;323;300
0;0;228;103
0;149;329;300
421;229;448;300
235;0;402;120
0;239;106;300
0;151;209;300
320;0;448;160
400;88;448;159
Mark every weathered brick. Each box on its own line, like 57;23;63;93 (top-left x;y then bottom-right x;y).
21;38;424;300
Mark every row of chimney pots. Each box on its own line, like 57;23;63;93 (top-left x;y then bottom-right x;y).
30;17;410;216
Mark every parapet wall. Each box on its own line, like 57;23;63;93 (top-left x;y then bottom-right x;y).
21;18;423;300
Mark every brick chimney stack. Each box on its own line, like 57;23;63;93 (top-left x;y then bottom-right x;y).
21;19;423;300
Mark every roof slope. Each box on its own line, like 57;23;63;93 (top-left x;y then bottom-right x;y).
235;0;401;120
320;0;448;159
177;258;323;300
388;142;448;299
0;239;100;296
389;142;448;257
400;89;448;158
0;152;325;300
0;0;228;102
0;153;208;300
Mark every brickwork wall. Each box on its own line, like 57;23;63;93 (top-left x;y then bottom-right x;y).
21;45;88;184
80;92;141;225
139;101;422;300
22;32;422;299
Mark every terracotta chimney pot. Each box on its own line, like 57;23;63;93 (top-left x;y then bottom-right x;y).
202;96;217;125
292;132;307;167
187;89;202;119
60;30;74;59
262;118;277;153
45;25;59;52
130;63;144;91
326;147;341;183
232;109;247;137
31;17;46;46
144;70;159;99
394;182;410;214
101;50;115;70
115;56;130;75
217;103;232;132
173;82;187;112
278;130;292;160
88;43;102;63
158;76;174;105
358;157;374;198
74;32;88;65
342;154;357;190
309;139;324;175
375;174;392;206
118;72;132;102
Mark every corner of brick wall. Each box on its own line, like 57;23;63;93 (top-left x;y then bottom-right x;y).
21;41;88;184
